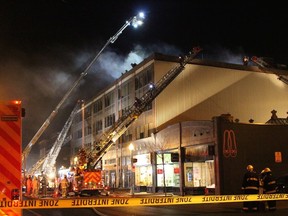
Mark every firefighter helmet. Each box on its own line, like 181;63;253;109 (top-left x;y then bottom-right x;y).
263;167;271;173
246;165;254;171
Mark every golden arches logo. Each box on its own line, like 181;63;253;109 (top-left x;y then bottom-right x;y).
223;130;237;157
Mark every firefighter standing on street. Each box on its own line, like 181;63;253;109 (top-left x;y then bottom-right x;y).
32;176;39;198
26;175;33;196
60;175;69;198
261;167;277;211
258;169;267;211
241;164;259;212
40;171;47;197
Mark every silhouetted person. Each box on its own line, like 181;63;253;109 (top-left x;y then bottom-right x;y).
241;165;259;212
40;171;47;197
261;167;277;211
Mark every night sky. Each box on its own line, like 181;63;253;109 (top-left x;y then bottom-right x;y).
1;0;287;166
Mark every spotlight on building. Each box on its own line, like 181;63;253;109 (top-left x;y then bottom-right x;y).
243;56;249;66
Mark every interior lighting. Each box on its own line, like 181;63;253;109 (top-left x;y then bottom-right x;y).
129;143;134;151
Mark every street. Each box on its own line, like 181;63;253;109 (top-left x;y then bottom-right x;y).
21;190;288;216
23;201;288;215
93;201;288;215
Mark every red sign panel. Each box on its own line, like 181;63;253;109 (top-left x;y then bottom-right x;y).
275;152;282;163
174;167;180;174
0;100;22;216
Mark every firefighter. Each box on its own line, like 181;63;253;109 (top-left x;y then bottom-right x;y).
134;97;142;108
26;175;33;196
40;171;47;197
60;175;69;198
261;167;277;211
258;169;267;211
32;176;39;198
241;164;259;212
74;167;82;191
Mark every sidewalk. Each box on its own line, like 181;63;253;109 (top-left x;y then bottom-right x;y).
109;188;174;197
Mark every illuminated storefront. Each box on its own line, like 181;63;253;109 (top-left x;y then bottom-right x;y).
134;154;153;187
184;145;215;190
156;153;180;187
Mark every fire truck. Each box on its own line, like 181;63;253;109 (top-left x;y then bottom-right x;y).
75;47;202;194
0;100;23;216
72;166;108;197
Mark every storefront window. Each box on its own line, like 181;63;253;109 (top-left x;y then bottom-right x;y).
156;164;175;187
205;160;215;188
156;153;171;164
185;166;193;187
155;153;180;187
134;154;152;186
173;164;180;186
184;145;215;188
135;166;152;186
184;161;215;188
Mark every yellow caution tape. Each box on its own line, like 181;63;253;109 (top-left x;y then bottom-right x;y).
1;194;288;209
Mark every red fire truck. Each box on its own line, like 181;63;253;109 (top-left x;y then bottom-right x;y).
0;100;23;216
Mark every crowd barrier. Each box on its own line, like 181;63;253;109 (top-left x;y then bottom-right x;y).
1;194;287;209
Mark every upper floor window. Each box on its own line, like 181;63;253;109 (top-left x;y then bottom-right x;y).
104;92;114;107
135;67;153;90
93;99;103;113
95;120;103;134
105;113;115;128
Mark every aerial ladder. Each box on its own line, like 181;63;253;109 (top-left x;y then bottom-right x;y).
41;101;81;177
81;47;203;169
250;56;288;84
27;101;81;178
21;12;145;166
26;156;46;176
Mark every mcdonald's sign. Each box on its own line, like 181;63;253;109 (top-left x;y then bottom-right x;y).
223;130;237;158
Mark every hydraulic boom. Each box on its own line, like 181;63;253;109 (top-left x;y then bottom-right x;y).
41;102;81;175
26;102;81;176
21;12;145;165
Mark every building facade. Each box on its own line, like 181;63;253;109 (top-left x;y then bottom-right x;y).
69;52;288;195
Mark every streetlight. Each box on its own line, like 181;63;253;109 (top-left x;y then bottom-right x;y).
129;143;135;196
